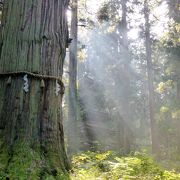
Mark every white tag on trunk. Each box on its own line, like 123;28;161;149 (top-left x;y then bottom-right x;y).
23;74;29;93
55;80;61;96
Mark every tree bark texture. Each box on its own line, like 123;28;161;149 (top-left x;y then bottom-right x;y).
0;0;70;178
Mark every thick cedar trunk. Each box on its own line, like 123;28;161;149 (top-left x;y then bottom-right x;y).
68;0;78;154
144;0;159;154
0;0;69;178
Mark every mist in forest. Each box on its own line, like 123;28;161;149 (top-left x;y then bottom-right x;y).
77;28;133;152
64;0;180;162
0;0;180;178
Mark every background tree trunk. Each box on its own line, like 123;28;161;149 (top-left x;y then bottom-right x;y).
166;0;180;154
0;0;69;178
144;0;159;154
68;0;78;154
118;0;132;154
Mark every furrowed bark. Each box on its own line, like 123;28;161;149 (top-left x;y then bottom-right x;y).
0;0;70;178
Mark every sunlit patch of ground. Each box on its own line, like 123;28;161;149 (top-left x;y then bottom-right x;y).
70;151;180;180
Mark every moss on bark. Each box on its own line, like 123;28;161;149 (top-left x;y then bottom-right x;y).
0;140;70;179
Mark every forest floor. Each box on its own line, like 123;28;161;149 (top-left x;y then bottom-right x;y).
70;151;180;180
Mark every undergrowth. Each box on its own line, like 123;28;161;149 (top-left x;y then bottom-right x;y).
70;151;180;180
1;149;180;179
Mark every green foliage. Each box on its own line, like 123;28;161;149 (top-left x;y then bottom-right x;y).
70;151;180;180
97;3;110;22
156;80;174;94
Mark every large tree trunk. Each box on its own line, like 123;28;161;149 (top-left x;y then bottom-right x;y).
144;0;159;154
68;0;78;154
0;0;69;178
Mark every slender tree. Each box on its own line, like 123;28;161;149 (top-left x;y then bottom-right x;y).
68;0;78;154
0;0;69;178
144;0;159;154
166;0;180;153
166;0;180;100
118;0;132;153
